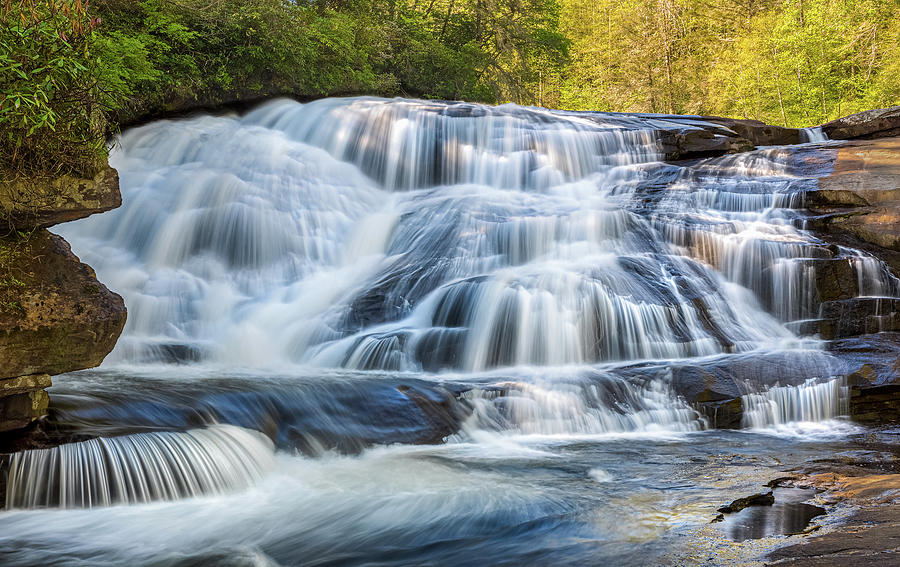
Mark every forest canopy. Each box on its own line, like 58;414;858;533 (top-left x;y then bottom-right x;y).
1;0;898;175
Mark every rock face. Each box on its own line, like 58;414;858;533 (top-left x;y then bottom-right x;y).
657;127;754;160
0;230;126;378
700;116;802;146
822;106;900;140
0;170;126;434
807;138;900;274
0;374;51;433
0;166;121;231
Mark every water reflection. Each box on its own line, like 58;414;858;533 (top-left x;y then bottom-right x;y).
717;487;826;541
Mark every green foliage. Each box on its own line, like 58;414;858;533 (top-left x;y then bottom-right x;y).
90;0;571;113
0;0;114;176
3;0;897;181
557;0;899;125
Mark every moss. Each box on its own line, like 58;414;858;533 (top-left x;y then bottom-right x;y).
0;234;35;317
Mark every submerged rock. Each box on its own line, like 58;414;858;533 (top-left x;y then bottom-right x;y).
717;491;775;514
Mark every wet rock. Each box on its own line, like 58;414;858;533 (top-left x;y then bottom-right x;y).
719;493;825;542
36;373;472;455
766;476;798;488
807;257;860;302
850;383;900;425
646;351;842;429
699;116;802;146
822;106;900;140
718;491;775;514
807;138;900;275
0;231;126;377
765;474;900;566
827;333;900;424
658;127;754;160
818;298;900;340
1;167;120;231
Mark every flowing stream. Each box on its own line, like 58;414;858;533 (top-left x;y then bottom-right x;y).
1;97;895;565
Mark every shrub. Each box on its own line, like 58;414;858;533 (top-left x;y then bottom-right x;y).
0;0;110;177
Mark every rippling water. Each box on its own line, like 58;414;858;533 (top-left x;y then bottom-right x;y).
2;97;894;565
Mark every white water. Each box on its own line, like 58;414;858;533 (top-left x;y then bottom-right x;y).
57;98;892;374
455;374;705;437
741;377;849;429
800;126;829;143
5;425;275;509
29;97;899;506
3;98;895;563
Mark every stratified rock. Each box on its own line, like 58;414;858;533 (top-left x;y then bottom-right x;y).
819;298;900;340
0;230;126;379
0;166;120;231
806;137;900;274
809;257;861;302
822;106;900;140
0;374;51;432
658;127;754;160
700;116;802;146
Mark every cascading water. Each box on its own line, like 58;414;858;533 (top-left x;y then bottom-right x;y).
3;97;894;565
59;97;882;374
800;126;829;143
741;377;849;429
4;425;275;509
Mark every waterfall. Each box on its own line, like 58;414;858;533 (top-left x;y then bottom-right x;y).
51;96;900;434
455;373;705;437
9;97;896;567
58;97;892;373
4;425;275;509
800;127;829;143
740;377;849;428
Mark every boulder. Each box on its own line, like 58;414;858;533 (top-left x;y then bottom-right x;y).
657;127;754;160
0;166;120;231
822;106;900;140
0;230;126;378
0;230;126;433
